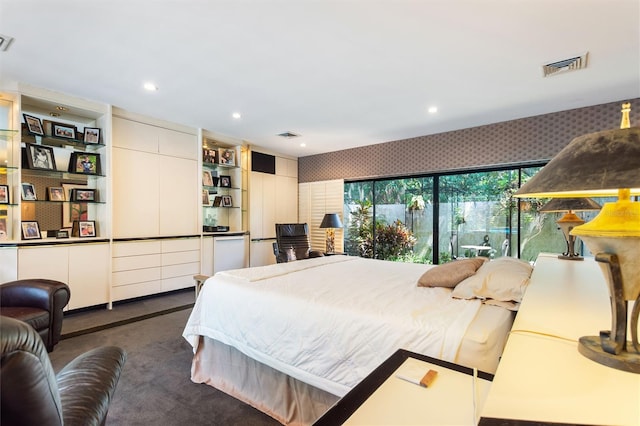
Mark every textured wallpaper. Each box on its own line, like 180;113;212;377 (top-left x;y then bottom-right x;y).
298;99;640;183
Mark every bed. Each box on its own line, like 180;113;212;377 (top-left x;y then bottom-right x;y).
183;255;531;425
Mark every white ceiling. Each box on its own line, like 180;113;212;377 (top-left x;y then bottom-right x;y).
1;0;638;157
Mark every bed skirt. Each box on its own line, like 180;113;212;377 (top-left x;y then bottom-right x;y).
191;336;340;426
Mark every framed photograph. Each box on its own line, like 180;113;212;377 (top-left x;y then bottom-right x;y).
212;196;223;207
70;188;96;201
21;221;41;240
83;127;101;144
0;217;7;240
21;183;37;201
52;122;77;139
202;189;210;205
218;148;235;166
219;175;232;188
203;148;218;164
73;220;96;238
24;143;57;171
203;170;213;187
0;185;9;204
62;183;89;227
47;187;65;201
69;152;101;175
222;195;233;207
23;114;44;136
56;230;70;239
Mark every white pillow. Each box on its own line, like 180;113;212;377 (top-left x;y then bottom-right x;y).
451;257;533;302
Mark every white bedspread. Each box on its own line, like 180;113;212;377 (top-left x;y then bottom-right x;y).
183;256;481;397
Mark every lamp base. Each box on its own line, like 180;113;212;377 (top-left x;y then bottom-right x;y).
578;336;640;374
557;254;584;261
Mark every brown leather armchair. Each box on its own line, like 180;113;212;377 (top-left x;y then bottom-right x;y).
1;316;126;426
273;223;324;263
0;279;70;352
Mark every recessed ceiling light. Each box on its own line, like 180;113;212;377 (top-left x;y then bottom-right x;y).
55;106;67;111
300;143;306;147
143;82;158;91
232;112;241;119
428;106;438;114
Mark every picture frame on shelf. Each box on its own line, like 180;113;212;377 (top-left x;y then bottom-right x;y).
23;114;44;136
218;148;235;166
0;217;7;240
47;187;65;201
203;170;214;187
68;152;101;175
73;220;96;238
56;230;70;239
51;122;77;139
61;182;89;227
222;195;233;207
203;148;218;164
83;127;101;144
21;183;37;201
21;221;41;240
219;175;232;188
212;196;223;207
202;190;211;205
0;185;9;204
24;143;57;171
70;188;96;202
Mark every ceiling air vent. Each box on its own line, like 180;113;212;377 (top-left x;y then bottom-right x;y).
0;34;15;52
542;53;588;77
277;131;300;138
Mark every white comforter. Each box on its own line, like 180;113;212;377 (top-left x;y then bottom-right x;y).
183;256;481;397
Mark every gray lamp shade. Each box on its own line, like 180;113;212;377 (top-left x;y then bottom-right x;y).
320;213;343;229
515;127;640;198
539;198;602;213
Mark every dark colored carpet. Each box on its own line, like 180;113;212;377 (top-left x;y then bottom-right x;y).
49;308;281;426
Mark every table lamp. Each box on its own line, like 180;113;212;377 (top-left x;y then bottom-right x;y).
539;197;602;260
320;213;343;254
515;102;640;373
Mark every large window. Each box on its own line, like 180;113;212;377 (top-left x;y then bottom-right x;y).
343;164;580;264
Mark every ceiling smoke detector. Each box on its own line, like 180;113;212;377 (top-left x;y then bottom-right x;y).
277;131;300;138
542;53;588;77
0;34;15;52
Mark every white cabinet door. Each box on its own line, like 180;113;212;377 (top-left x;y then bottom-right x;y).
159;155;198;236
250;171;263;237
18;246;68;283
214;235;249;272
276;175;298;223
112;147;160;238
159;128;198;160
112;116;158;152
68;244;109;309
261;173;276;237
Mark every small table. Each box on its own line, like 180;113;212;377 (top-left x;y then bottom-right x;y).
461;245;492;256
314;349;494;425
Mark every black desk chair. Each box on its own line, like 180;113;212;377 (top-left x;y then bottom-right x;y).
273;223;324;263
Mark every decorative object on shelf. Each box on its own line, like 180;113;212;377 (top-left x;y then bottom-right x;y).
515;102;640;374
68;152;101;175
73;220;96;238
82;127;101;144
320;213;343;254
218;148;235;166
203;170;214;186
0;185;9;204
70;188;96;201
51;122;77;139
47;186;65;201
56;230;69;239
212;196;223;207
203;148;218;164
21;221;41;240
0;217;7;240
23;143;57;171
222;195;233;207
202;189;211;205
22;114;44;136
20;183;36;201
540;197;602;260
219;175;232;188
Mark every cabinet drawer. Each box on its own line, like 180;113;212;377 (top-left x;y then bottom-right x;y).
162;276;195;292
112;268;162;287
112;254;162;272
162;262;200;279
113;241;162;257
162;250;200;266
112;280;162;302
161;238;200;253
